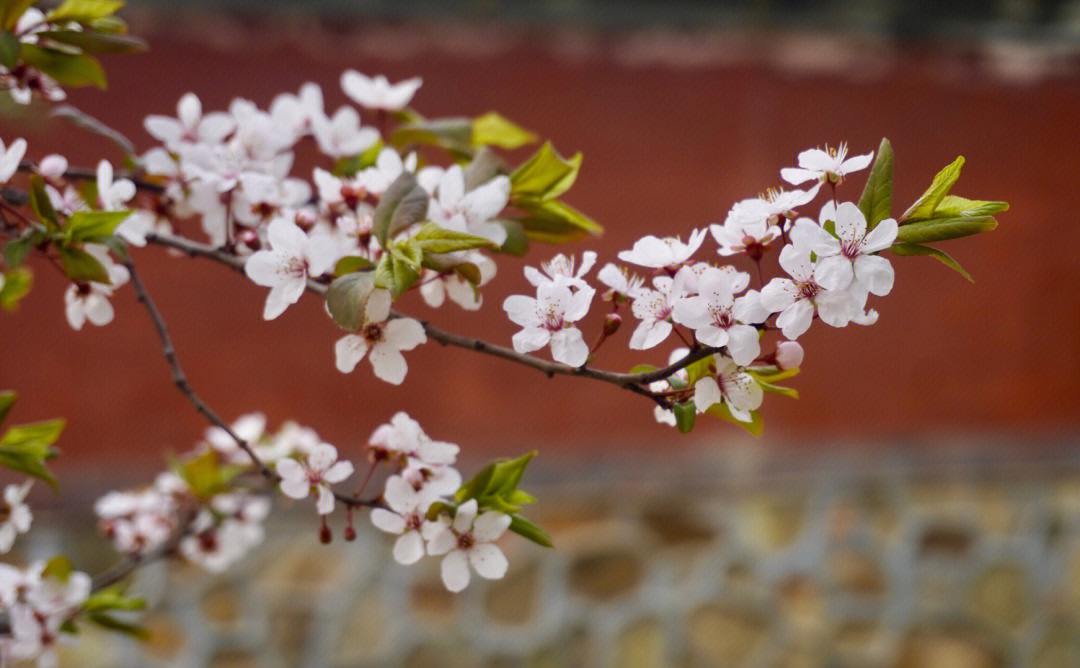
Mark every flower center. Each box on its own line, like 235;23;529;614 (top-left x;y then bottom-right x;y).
362;322;385;344
798;280;820;300
456;532;475;550
540;307;564;332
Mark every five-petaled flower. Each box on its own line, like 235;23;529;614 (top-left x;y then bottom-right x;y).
341;71;423;111
503;279;594;367
244;217;338;320
276;443;354;515
793;202;897;296
424;499;511;593
781;142;873;186
334;289;427;384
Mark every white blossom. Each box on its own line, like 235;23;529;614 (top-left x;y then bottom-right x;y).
503;279;594;367
0;137;27;184
144;92;235;148
425;500;511;592
341;71;422;111
312;106;379;158
693;356;763;422
628;269;694;350
617;229;706;269
672;267;761;366
781;142;873;186
334;289;427;384
275;443;354;515
243;217;337;320
524;251;596;291
370;475;438;565
63;245;129;330
0;481;32;553
759;245;864;340
793;201;897;295
427;165;510;246
419;252;495;311
596;263;646;302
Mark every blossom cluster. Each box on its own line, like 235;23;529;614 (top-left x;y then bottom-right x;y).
364;413;511;592
0;561;91;668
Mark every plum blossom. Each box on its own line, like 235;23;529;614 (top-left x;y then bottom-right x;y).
524;251;596;291
144;92;235;148
269;82;324;141
0;137;27;183
794;202;897;295
355;147;418;198
370;475;438;565
760;245;864;340
597;263;646;302
781;142;873;186
341;71;423;111
503;279;593;367
63;245;129;330
710;197;782;258
775;340;804;370
244;217;337;320
276;443;354;515
334;289;427;384
628;269;694;350
0;481;32;553
617;229;706;270
180;492;270;572
1;561;91;668
427;165;510;246
202;412;267;465
311;106;379;158
424;500;511;592
692;356;764;423
672;267;762;366
420;252;495;311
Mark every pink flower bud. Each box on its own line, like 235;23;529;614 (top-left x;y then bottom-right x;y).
603;313;622;337
775;341;803;370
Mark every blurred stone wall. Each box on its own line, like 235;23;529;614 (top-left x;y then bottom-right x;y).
20;443;1080;667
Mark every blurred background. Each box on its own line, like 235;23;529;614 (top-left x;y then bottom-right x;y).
2;0;1080;666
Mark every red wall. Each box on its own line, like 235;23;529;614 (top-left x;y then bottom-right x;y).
2;15;1077;468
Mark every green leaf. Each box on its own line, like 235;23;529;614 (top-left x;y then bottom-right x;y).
390;117;473;156
857;137;893;229
411;222;496;255
29;175;59;230
84;585;145;613
87;612;150;641
462;147;506;192
57;244;110;283
510;141;582;200
87;15;125;32
894;216;997;244
472;112;537;149
333;256;374;277
39;29;146;53
486;451;536;497
0;391;15;425
912;195;1009;220
0;30;18;69
47;0;125;23
508;514;553;548
454;463;495;504
4;236;35;268
173;450;244;500
0;267;32;310
754;379;798;399
889;242;973;282
372;172;428;247
19;43;106;88
673;401;696;433
513;198;602;243
684;356;714;388
748;366;799;383
704;403;764;436
628;364;659;375
43;555;73;582
0;417;63;486
901;156;964;222
388;252;420;297
325;271;376;331
0;0;37;31
64;209;130;242
495;219;528;256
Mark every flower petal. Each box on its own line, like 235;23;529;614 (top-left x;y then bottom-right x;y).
441;550;471;592
469;543;509;580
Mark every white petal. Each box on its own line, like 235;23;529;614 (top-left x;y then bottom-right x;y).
780;167;819;185
454;500;478;532
854;254;894;296
263;280;305;320
384;318;426;351
549;327;588;367
309;443;338;470
760;279;798;313
323;460;354;484
503;294;539;327
469;543;509;580
777;300;815;340
473;511;512;542
393;532;425;565
315;486;335;515
629;319;672;350
814;255;854;292
512;327;550;353
305;235;339;277
425;527;456;555
833;202;868;243
365;289;392;323
725;324;761;367
334;335;368;373
267;217;308;253
245;251;286;287
860;218;898;253
441;551;470;592
693;377;722;412
369;344;407;384
371;508;406;534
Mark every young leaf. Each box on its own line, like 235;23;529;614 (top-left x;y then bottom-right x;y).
0;417;63;486
3;235;35;268
28;175;59;230
704;403;764;436
0;0;37;30
486;451;537;497
0;267;32;310
0;30;17;69
462;148;506;192
84;585;146;613
857;137;893;230
411;222;496;255
19;44;106;88
325;271;376;331
64;209;131;242
509;514;553;548
673;401;696;434
333;256;374;277
472;112;537;149
901;156;964;222
371;172;428;247
38;30;146;53
46;0;124;24
390;117;472;156
754;379;799;399
0;391;15;425
510;141;582;201
57;245;110;284
894;216;997;244
513;198;602;242
913;195;1008;220
43;555;73;582
87;612;150;641
889;242;973;282
495;219;529;256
